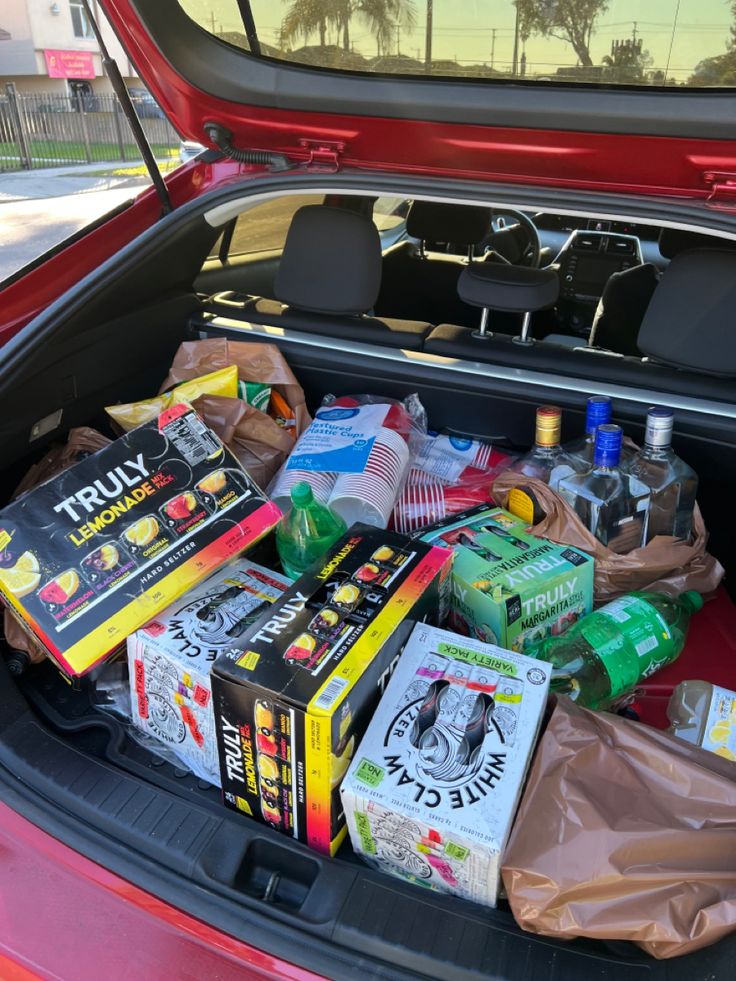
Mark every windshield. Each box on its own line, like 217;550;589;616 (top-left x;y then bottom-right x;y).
178;0;736;87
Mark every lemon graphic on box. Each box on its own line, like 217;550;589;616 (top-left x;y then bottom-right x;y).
0;550;41;598
125;516;160;548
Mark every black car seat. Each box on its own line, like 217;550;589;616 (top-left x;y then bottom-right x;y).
637;248;736;376
589;228;731;356
376;201;503;329
212;205;431;349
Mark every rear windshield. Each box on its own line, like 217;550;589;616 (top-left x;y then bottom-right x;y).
178;0;736;88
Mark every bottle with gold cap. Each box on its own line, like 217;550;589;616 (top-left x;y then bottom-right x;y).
510;405;581;488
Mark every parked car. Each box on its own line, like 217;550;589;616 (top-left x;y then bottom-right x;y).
179;138;204;164
125;86;164;119
1;0;736;978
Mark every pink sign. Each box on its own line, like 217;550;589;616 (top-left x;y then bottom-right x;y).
44;49;96;80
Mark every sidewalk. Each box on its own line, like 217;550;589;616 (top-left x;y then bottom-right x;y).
0;159;170;203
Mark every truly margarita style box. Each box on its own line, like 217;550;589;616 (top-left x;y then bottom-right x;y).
128;560;291;784
211;526;453;856
0;405;282;680
341;623;551;907
419;505;594;654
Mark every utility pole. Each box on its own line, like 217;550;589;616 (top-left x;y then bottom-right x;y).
396;22;401;56
631;21;638;42
425;0;433;71
512;4;520;75
491;27;496;69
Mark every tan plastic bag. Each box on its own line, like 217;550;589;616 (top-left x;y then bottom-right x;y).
4;428;112;666
502;696;736;959
493;472;724;602
192;395;294;490
160;339;310;439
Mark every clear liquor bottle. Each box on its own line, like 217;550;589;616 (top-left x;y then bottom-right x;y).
625;407;698;543
510;406;581;488
564;395;635;468
557;424;651;552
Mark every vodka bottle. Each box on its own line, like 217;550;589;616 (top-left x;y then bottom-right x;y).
625;407;698;543
558;425;650;552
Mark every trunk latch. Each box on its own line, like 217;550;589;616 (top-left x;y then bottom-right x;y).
703;171;736;210
299;139;345;173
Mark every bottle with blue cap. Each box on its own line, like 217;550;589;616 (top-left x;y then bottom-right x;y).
625;407;698;543
563;395;634;468
557;424;651;552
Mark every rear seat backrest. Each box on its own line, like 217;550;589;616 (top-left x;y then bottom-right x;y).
213;205;431;350
636;248;736;376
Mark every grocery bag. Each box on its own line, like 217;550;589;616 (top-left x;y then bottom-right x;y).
160;339;310;439
492;472;724;602
191;394;294;489
502;696;736;959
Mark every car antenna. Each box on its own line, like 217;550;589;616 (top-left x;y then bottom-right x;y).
81;0;173;217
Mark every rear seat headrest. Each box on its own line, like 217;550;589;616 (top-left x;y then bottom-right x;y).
458;262;559;313
637;249;736;376
658;227;735;259
275;205;381;315
406;201;491;246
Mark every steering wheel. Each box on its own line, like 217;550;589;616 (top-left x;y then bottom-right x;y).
483;208;542;269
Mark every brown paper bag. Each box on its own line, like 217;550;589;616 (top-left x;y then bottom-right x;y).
502;696;736;959
160;339;310;438
4;428;112;666
493;472;724;602
192;395;294;490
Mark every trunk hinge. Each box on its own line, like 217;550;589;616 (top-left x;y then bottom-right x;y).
703;171;736;210
299;139;346;173
81;0;172;216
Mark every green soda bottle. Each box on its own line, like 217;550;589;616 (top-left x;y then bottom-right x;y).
528;590;703;710
275;482;348;579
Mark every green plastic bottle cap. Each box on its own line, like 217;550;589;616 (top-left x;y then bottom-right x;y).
683;591;704;612
290;481;313;506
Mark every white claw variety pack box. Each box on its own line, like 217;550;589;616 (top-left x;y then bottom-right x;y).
341;623;551;907
0;405;282;682
211;526;453;856
127;560;292;784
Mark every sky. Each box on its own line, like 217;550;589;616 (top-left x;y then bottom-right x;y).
182;1;735;81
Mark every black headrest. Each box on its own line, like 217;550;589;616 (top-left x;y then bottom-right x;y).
658;227;734;260
458;262;559;313
275;205;381;315
407;201;492;246
638;249;736;376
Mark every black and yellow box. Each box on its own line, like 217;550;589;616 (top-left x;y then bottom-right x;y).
0;404;281;681
211;526;453;855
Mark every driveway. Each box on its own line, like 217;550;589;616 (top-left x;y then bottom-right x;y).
0;162;157;283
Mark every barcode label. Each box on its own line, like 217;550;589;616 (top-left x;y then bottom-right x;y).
314;675;349;711
635;635;658;657
165;414;221;465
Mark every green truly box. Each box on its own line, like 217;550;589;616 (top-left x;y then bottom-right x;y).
419;505;594;654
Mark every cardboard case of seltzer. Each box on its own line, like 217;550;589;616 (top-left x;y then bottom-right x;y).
211;525;453;856
128;560;292;784
341;622;551;906
0;404;282;681
419;504;594;654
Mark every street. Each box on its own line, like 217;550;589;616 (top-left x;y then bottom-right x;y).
0;165;151;283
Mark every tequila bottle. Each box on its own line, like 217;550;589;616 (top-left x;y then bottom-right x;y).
625;407;698;543
510;406;580;488
558;424;650;552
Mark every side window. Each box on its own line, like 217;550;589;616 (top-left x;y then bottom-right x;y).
207;194;326;262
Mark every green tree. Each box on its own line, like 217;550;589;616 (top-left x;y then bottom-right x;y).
515;0;609;68
281;0;415;54
688;1;736;85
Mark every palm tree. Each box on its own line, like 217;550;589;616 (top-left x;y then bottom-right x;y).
280;0;415;55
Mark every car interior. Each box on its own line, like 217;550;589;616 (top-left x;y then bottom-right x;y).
1;185;736;980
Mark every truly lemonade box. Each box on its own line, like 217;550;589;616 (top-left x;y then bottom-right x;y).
341;623;551;907
419;505;594;654
0;405;282;681
211;526;453;856
128;560;291;784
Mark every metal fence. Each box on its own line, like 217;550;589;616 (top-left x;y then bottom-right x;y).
0;84;180;172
